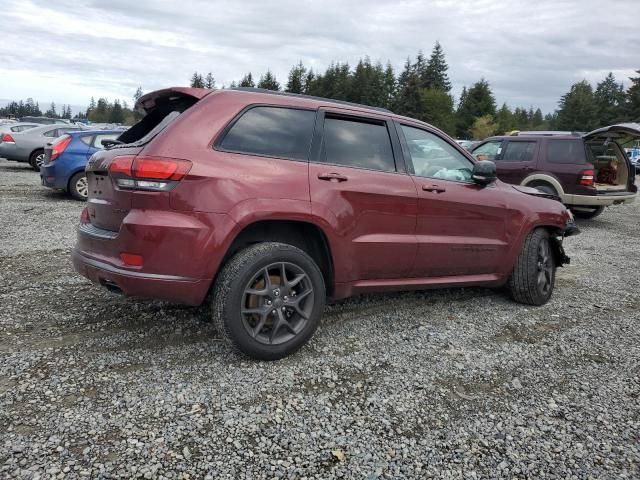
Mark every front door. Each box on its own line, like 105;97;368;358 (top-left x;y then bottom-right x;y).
309;110;418;281
397;123;510;278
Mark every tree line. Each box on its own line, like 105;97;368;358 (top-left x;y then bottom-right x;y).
190;42;640;139
0;99;73;120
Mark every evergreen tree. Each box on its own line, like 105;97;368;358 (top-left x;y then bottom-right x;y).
303;69;316;95
239;72;255;88
381;62;396;109
286;61;306;94
456;79;496;137
626;70;640;121
423;41;451;91
556;80;598;131
45;102;57;118
594;72;625;126
532;108;543;127
133;86;143;103
190;72;205;88
109;100;124;123
393;58;421;117
412;51;428;85
205;72;216;89
495;103;515;134
257;70;280;91
418;88;456;136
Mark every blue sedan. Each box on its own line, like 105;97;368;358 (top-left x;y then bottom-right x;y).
40;130;121;200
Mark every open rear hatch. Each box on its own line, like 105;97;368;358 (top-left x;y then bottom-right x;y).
583;123;640;193
85;87;210;232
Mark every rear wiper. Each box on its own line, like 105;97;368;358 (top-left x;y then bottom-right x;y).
101;139;125;148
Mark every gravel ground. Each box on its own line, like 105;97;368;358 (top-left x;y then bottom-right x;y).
1;157;639;479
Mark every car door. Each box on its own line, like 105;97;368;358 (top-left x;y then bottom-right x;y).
495;139;539;185
397;123;510;278
309;109;418;281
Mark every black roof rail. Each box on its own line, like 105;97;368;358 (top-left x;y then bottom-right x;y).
517;130;584;137
229;87;393;114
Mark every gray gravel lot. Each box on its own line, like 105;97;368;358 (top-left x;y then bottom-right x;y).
1;157;639;479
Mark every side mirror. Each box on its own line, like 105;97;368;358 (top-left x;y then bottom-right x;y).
472;160;497;186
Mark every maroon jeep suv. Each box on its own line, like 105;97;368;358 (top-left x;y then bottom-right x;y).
73;87;578;359
472;127;639;219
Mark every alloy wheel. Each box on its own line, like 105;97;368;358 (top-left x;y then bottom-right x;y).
75;176;88;198
536;239;553;295
241;262;314;345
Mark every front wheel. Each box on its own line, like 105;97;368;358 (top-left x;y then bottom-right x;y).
508;229;556;305
212;242;326;360
68;172;89;201
571;206;604;219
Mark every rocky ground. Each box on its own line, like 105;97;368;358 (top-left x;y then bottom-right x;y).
0;157;639;479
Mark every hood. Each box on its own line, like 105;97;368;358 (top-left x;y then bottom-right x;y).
512;184;561;202
134;87;211;114
583;123;640;142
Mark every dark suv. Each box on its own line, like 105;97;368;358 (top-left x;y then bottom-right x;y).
73;87;578;360
472;127;639;219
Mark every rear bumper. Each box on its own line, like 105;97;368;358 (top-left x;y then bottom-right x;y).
562;191;636;206
72;248;211;305
40;163;67;190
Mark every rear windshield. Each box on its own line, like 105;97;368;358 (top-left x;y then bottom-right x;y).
114;94;199;148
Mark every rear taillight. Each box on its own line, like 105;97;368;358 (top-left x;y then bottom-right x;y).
50;136;72;161
2;133;15;144
108;156;192;192
579;169;594;187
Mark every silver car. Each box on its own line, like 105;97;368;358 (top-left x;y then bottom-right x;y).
0;124;85;170
1;122;40;135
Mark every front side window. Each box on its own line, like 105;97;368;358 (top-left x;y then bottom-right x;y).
546;139;585;164
320;116;395;172
401;125;473;182
472;140;502;161
501;141;536;162
219;106;316;161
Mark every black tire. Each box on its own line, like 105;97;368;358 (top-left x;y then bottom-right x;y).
29;149;45;171
68;172;89;201
212;242;326;360
571;206;604;219
508;228;556;306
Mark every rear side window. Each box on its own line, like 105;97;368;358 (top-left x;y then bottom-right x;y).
219;106;316;161
546;139;585;164
501;141;536;162
43;129;57;137
80;135;93;146
93;133;120;149
320;116;395;172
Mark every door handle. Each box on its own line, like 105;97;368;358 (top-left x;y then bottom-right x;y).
422;184;446;193
318;172;348;182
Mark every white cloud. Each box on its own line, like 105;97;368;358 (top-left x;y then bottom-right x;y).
0;0;638;113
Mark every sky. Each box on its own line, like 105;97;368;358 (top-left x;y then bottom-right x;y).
1;0;638;115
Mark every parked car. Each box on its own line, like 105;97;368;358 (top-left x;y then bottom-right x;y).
19;116;69;125
455;139;478;151
625;146;640;174
0;124;85;170
73;87;578;360
40;130;121;200
471;125;639;219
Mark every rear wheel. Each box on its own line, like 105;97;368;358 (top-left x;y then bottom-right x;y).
29;149;45;171
212;242;325;360
508;228;556;306
571;206;604;219
69;172;89;201
529;182;558;196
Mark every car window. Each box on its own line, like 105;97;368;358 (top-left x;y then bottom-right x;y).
401;125;473;182
501;141;536;162
546;139;585;164
93;134;119;149
320;116;395;172
219;106;316;161
80;135;93;146
43;129;57;137
472;140;502;161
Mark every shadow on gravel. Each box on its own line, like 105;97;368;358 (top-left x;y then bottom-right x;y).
0;162;33;172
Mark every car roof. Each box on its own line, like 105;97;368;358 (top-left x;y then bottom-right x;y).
212;88;444;134
483;134;581;142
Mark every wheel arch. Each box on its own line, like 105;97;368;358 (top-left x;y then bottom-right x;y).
521;174;565;196
219;219;335;297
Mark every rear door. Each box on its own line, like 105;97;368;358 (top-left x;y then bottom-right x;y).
398;123;510;278
495;139;539;184
309;109;417;280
